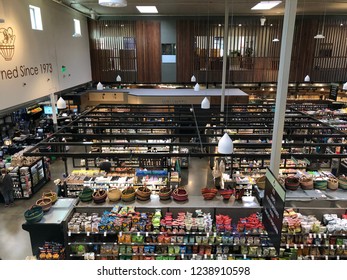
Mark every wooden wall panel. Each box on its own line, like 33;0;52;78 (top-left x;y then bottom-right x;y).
136;21;161;83
176;20;195;83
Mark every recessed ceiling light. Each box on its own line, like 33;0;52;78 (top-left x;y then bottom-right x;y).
99;0;127;7
136;6;158;13
314;34;325;39
251;1;282;10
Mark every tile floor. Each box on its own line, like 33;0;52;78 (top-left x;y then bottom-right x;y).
0;156;214;260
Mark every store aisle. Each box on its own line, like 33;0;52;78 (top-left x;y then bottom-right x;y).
0;158;67;260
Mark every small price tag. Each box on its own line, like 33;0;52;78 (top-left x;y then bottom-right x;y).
300;244;304;249
243;254;247;260
286;244;290;249
181;254;184;259
137;232;140;237
87;232;90;236
325;256;328;260
313;234;317;238
104;232;107;237
102;242;106;245
68;242;71;245
337;256;340;260
323;234;327;239
336;245;340;249
204;254;207;259
68;231;71;237
331;245;334;250
206;232;210;237
146;232;149;237
311;256;315;260
309;233;313;238
119;232;123;237
294;244;297;249
342;245;345;249
193;254;197;258
318;234;322;239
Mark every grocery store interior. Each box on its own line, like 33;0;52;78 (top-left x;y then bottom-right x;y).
2;0;347;261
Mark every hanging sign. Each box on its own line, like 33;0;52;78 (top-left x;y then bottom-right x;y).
329;83;339;101
262;168;286;254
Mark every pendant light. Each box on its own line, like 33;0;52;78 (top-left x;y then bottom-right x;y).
56;97;67;109
98;0;127;7
191;75;196;82
218;132;233;154
194;83;200;91
343;82;347;90
201;97;210;109
314;0;326;39
116;75;122;82
304;75;310;82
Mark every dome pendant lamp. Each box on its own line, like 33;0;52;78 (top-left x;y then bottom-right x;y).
343;82;347;90
218;133;233;154
201;97;210;109
98;0;127;7
56;97;67;109
304;75;310;82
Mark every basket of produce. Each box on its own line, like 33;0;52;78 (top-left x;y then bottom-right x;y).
172;187;188;202
299;176;314;190
159;186;172;200
136;186;151;201
338;175;347;190
327;177;339;191
79;187;94;202
107;188;122;202
201;187;218;200
285;176;300;191
255;175;266;190
35;197;52;212
92;190;107;204
121;186;136;202
42;191;58;204
314;178;328;190
219;189;234;200
24;205;44;223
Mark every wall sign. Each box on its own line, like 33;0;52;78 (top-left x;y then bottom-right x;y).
329;83;339;101
0;27;16;61
262;168;286;254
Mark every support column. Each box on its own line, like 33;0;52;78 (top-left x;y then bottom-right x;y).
50;92;58;132
270;0;298;176
220;0;229;113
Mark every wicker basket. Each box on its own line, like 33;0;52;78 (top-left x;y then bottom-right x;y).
219;189;234;200
136;186;151;201
338;175;347;190
79;187;94;202
24;205;44;223
121;186;136;202
172;187;188;202
92;190;107;204
314;179;328;190
42;191;58;204
285;176;300;191
107;188;122;202
327;177;339;191
36;197;52;212
256;175;266;190
159;187;172;200
201;187;218;200
299;176;314;190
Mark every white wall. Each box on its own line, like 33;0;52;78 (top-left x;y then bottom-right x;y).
0;0;92;111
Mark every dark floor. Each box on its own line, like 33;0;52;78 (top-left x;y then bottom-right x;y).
0;156;214;260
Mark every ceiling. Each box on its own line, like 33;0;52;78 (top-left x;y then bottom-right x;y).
54;0;347;19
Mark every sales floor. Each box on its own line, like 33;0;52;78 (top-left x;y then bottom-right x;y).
0;156;214;260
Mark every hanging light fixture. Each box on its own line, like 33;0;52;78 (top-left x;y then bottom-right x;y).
218;133;233;154
98;0;127;7
194;83;200;91
260;16;266;26
201;97;210;109
343;82;347;90
304;75;310;82
116;75;122;82
56;97;67;109
191;75;196;82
